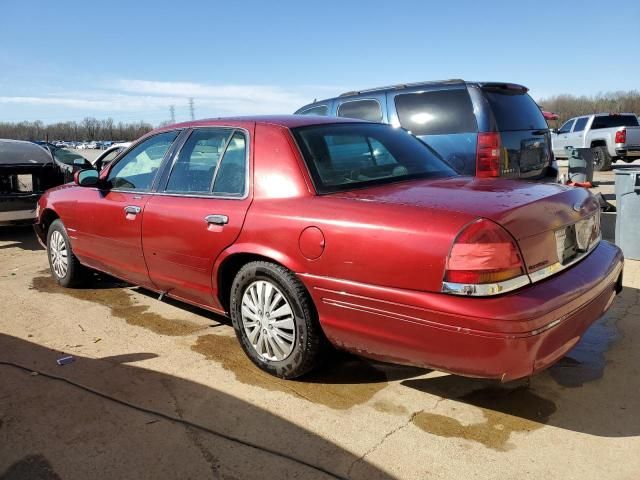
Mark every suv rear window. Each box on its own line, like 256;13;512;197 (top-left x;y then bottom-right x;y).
394;89;476;136
292;123;455;194
591;115;639;129
483;90;547;131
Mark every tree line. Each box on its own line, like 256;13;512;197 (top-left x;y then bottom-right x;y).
538;90;640;125
0;117;153;142
2;91;639;139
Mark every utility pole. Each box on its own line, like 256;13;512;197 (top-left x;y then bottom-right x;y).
189;98;195;121
169;105;176;124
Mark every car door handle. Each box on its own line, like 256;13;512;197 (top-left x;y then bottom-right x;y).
205;214;229;226
124;205;142;215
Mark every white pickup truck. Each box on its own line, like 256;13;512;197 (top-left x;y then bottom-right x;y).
551;113;640;171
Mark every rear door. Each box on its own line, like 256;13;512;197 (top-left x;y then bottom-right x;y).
141;126;252;310
481;86;551;179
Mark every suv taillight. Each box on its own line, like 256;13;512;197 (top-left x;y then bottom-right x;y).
476;132;501;178
443;218;528;296
615;129;626;144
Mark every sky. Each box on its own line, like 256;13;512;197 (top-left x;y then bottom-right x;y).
1;0;639;126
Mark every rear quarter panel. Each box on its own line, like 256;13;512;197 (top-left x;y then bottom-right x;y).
235;195;473;293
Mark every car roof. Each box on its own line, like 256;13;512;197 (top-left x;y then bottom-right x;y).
154;115;364;133
295;80;529;112
0;139;54;165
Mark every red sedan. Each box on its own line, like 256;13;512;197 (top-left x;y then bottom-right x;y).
34;116;623;381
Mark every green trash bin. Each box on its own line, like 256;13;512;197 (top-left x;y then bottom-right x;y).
615;169;640;260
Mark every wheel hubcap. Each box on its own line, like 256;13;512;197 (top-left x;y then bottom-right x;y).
49;231;68;278
241;280;295;361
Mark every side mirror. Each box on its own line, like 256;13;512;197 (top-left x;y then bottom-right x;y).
73;158;86;166
550;128;558;134
74;169;100;187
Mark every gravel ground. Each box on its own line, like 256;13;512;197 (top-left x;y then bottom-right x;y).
0;167;639;480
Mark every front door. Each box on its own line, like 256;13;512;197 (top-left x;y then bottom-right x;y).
141;127;252;310
566;116;589;149
553;119;575;157
77;130;181;286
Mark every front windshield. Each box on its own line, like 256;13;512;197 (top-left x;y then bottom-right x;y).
53;148;88;166
292;123;456;193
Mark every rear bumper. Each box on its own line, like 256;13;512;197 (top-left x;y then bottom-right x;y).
615;147;640;158
300;241;624;381
0;194;39;226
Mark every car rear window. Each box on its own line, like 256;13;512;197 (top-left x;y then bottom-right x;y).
394;89;477;136
292;123;456;194
483;90;548;131
591;115;639;129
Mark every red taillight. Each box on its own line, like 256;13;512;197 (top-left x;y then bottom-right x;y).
615;129;626;144
444;219;525;286
476;132;501;178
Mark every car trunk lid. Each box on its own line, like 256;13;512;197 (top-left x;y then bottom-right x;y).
330;176;600;276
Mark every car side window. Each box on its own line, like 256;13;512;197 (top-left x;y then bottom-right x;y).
165;128;234;193
337;99;383;122
212;131;247;197
299;105;329;116
558;119;575;134
573;117;588;132
101;148;123;165
107;131;179;190
164;129;247;197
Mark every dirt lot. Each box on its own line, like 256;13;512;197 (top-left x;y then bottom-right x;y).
1;166;639;480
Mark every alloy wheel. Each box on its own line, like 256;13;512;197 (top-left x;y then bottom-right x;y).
241;280;296;361
49;230;68;279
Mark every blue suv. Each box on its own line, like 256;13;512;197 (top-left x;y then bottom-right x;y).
295;79;556;180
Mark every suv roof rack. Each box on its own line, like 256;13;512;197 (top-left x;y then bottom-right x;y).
339;79;466;97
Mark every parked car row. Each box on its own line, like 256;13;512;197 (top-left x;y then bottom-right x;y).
53;140;119;150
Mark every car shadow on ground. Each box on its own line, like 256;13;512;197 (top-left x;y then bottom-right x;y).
0;334;396;480
0;226;43;251
65;270;428;385
400;285;640;440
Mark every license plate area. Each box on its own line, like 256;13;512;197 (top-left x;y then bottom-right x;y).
555;215;598;265
16;174;33;193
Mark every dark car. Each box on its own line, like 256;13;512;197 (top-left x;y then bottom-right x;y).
295;79;556;180
34;116;621;381
33;141;93;172
0;139;67;226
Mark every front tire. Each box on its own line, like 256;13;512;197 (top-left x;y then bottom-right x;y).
229;261;326;379
592;146;612;171
47;219;85;287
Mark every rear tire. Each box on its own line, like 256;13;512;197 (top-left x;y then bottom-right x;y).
47;219;85;288
592;146;612;171
229;261;326;379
